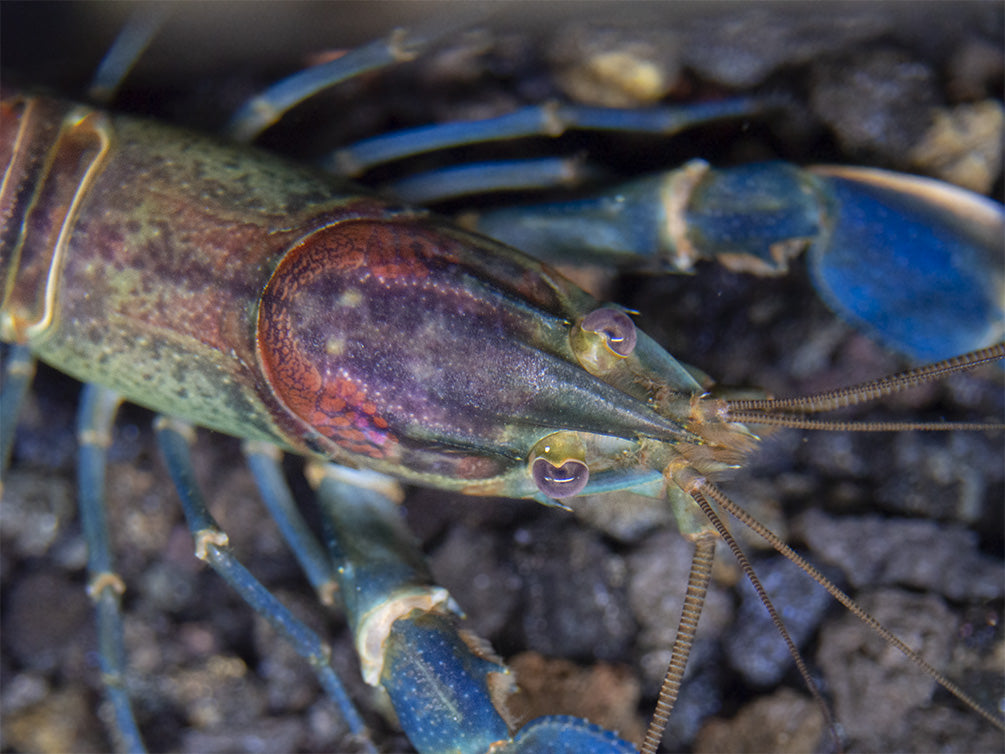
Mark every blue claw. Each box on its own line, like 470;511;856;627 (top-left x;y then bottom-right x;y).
806;166;1004;362
380;613;513;754
473;160;1004;363
500;716;639;754
312;463;638;754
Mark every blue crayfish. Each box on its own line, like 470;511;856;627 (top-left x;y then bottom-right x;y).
2;3;1003;753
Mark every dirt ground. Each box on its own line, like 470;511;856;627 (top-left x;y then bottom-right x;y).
2;2;1003;753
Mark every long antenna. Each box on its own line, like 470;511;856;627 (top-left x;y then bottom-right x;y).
681;468;1005;734
721;344;1004;430
640;534;716;754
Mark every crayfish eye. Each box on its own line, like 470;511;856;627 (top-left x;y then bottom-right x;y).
528;432;589;498
581;308;637;357
532;458;589;498
571;307;638;375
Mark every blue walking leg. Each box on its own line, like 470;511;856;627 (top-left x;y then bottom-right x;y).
389;156;595;204
87;5;169;105
328;97;769;177
1;344;35;474
243;440;340;606
76;384;145;754
227;12;486;144
153;418;374;752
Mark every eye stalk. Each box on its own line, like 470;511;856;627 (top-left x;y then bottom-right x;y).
528;432;590;498
571;308;638;375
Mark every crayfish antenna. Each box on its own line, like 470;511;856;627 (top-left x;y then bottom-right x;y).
639;534;716;754
653;467;845;754
647;343;1005;750
688;471;1005;737
721;343;1004;431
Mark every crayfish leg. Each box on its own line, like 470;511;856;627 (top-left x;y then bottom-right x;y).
76;384;144;753
153;419;373;750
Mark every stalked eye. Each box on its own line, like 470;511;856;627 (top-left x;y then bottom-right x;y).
531;458;589;498
528;432;589;498
581;308;637;357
